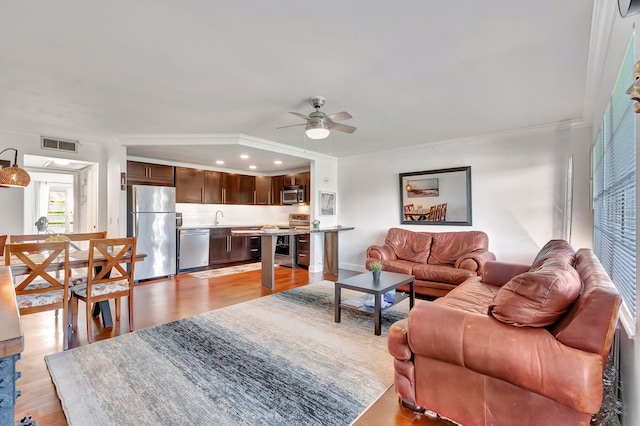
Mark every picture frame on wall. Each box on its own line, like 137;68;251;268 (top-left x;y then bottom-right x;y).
320;191;336;216
399;166;472;226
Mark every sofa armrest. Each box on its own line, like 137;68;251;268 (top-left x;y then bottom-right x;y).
481;260;531;287
454;250;496;273
388;319;411;360
366;244;397;260
407;302;604;413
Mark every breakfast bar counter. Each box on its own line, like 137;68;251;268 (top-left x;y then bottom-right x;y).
231;227;355;289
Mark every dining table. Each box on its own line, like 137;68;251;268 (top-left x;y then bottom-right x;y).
8;248;146;328
404;211;430;221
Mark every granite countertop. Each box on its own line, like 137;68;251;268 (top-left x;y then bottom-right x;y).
231;226;354;236
178;224;283;230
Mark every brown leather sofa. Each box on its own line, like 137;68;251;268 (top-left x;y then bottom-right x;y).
388;240;622;426
365;228;496;298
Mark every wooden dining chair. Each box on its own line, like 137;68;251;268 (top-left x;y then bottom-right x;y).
0;235;6;257
428;205;438;221
403;204;414;221
440;203;447;221
5;241;71;350
9;233;50;245
71;237;136;343
63;231;108;251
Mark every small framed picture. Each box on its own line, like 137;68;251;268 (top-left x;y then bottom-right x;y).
320;191;336;216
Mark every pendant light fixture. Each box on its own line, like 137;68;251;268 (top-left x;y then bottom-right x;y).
0;148;31;187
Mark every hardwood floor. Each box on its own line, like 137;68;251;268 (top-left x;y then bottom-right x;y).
13;266;445;426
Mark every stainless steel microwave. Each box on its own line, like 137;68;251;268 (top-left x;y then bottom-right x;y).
281;185;305;204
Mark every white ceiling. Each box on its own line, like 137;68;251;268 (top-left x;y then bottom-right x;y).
0;1;595;171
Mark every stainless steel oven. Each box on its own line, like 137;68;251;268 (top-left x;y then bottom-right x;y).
274;213;310;267
281;185;305;204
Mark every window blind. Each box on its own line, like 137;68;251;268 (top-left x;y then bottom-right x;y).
593;36;637;321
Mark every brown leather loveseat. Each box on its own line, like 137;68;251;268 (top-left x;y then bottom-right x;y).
388;240;622;425
365;228;495;298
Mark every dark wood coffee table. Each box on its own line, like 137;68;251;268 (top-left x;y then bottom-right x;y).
334;271;415;335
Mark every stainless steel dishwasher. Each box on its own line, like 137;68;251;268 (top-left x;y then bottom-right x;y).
178;228;210;271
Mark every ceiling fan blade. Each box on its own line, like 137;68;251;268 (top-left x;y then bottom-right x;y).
289;112;310;120
326;111;352;122
276;123;306;129
330;123;356;134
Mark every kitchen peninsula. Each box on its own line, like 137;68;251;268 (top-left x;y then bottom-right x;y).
231;226;354;289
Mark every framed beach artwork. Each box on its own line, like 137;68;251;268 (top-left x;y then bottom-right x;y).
399;166;472;226
320;191;336;216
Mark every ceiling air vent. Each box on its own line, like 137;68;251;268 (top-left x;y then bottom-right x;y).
41;136;78;153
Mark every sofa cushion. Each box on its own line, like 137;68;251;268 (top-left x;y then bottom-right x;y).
530;239;576;270
385;228;432;263
435;276;500;315
413;264;477;285
488;258;582;327
427;231;489;266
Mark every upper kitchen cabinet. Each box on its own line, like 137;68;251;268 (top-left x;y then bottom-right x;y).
175;167;204;203
295;171;311;203
176;168;225;204
255;176;272;205
271;175;286;205
223;174;254;205
203;170;223;204
127;161;175;186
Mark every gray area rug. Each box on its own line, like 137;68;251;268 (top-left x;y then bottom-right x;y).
46;280;410;425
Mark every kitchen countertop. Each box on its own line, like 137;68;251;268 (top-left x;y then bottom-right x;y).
178;224;280;230
231;226;354;236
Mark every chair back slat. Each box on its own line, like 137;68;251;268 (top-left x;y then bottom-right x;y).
6;242;70;291
87;237;136;297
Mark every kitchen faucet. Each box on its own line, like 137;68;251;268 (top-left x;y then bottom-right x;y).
215;210;224;225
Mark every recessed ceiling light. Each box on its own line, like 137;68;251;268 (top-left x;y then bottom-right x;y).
274;160;282;165
249;165;257;169
240;154;249;159
216;160;225;165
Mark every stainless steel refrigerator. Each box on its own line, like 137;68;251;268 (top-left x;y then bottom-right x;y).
127;185;177;281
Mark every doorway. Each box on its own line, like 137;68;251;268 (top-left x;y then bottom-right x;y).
23;154;99;235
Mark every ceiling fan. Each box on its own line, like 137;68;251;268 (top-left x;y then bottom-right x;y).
278;96;356;139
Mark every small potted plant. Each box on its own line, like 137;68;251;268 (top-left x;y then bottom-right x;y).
312;219;320;230
370;261;383;280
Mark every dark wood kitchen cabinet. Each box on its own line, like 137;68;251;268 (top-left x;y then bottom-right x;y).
247;235;261;260
203;170;223;204
176;168;224;204
222;174;254;204
127;161;175;186
175;167;204;203
296;233;311;268
209;228;249;265
254;176;272;205
295;172;311;203
271;175;286;205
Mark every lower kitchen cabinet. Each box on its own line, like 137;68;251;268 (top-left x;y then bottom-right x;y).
209;228;255;266
296;233;310;268
247;235;261;260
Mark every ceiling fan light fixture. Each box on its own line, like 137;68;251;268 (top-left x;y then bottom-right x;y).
305;119;330;140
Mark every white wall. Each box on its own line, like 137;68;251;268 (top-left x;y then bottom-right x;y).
0;131;108;236
337;122;592;271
